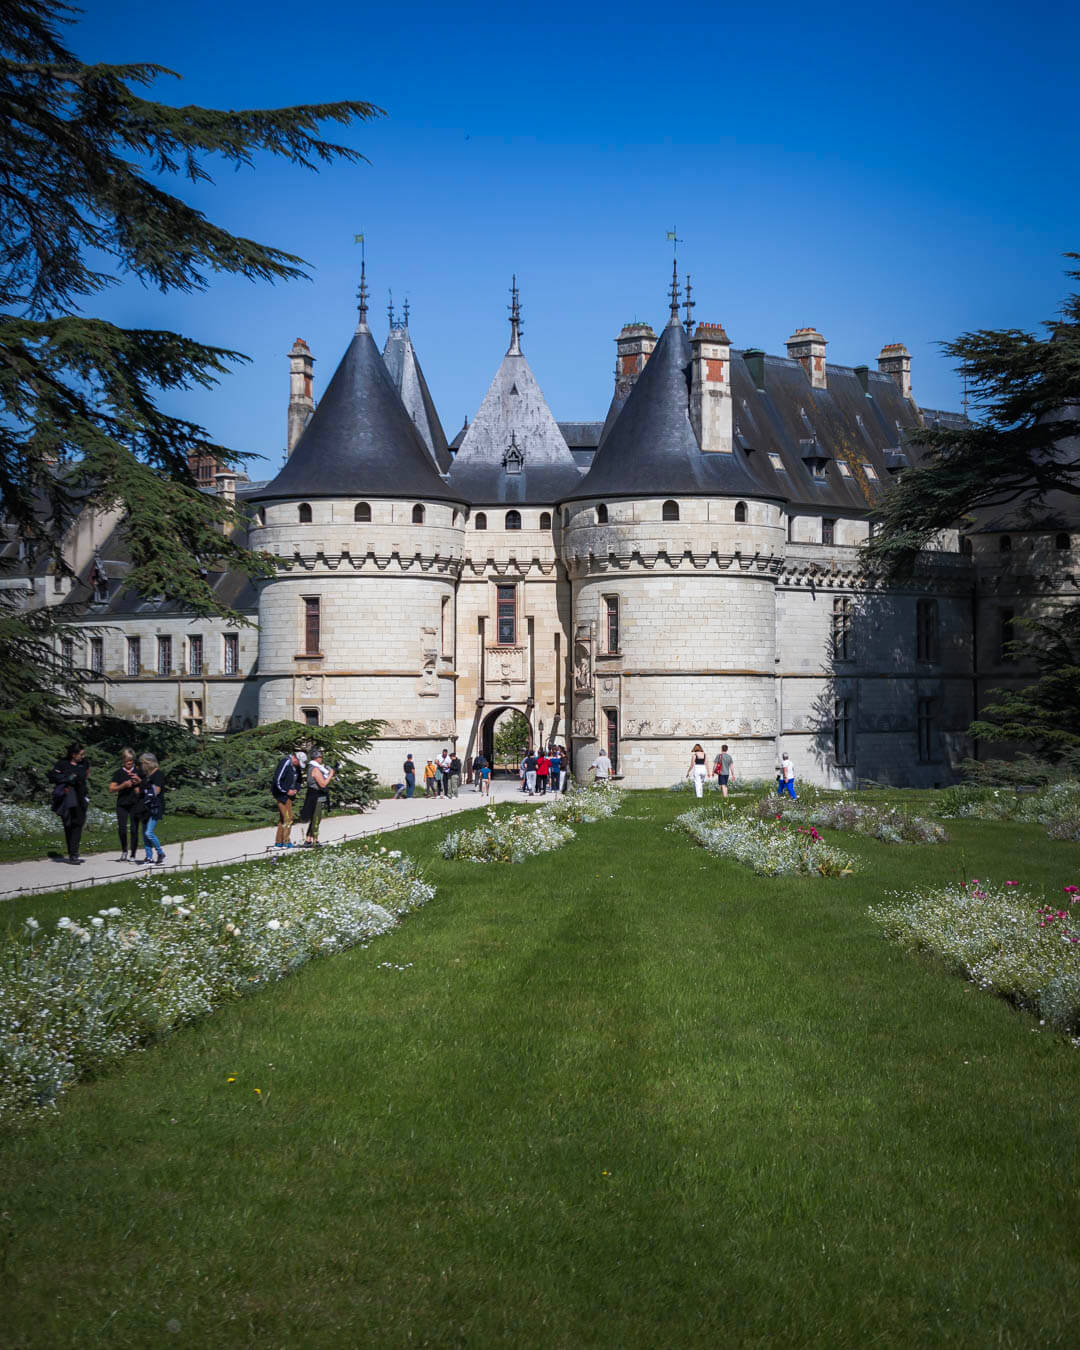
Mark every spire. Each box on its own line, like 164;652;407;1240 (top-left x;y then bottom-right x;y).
402;296;410;330
507;275;523;355
387;288;395;330
356;259;370;330
669;258;680;324
683;275;696;334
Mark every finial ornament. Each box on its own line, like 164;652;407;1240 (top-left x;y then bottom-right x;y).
356;258;369;327
669;257;680;321
402;296;410;329
683;274;695;334
507;275;523;354
387;289;395;330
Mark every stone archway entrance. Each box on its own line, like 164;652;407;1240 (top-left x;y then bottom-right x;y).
480;705;530;775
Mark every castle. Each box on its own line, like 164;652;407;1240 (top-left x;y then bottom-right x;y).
26;268;1077;788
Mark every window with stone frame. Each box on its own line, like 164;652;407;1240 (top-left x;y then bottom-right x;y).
127;636;141;676
303;597;321;655
662;500;679;522
540;512;552;530
354;502;371;522
917;697;940;762
505;510;522;530
188;635;203;676
604;595;620;654
832;596;854;662
89;637;104;676
223;632;239;675
822;517;836;546
298;502;312;523
157;635;172;676
734;501;747;523
496;584;516;646
604;707;619;774
833;696;853;766
475;512;487;530
916;599;939;663
60;636;75;669
441;596;452;658
184;698;204;735
301;707;320;726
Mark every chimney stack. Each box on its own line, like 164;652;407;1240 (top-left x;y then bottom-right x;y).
786;328;827;390
690;321;733;453
877;343;912;401
215;468;238;537
287;338;315;456
613;322;657;403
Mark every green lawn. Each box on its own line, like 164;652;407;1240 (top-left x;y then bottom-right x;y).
2;792;1079;1347
0;812;256;865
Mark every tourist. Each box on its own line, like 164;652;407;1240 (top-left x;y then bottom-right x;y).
474;752;490;795
299;747;334;846
590;747;612;783
519;754;528;792
137;751;167;864
524;749;537;795
714;744;735;799
49;742;89;865
402;753;416;798
272;749;302;847
107;746;142;861
687;743;709;798
778;751;797;800
535;749;550;795
448;753;461;797
558;747;569;793
438;748;452;795
424;758;438;798
548;745;562;794
464;754;474;787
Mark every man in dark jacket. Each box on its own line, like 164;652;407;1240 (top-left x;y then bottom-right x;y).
272;751;303;848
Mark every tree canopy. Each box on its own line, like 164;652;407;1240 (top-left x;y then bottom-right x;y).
0;0;381;729
864;257;1080;576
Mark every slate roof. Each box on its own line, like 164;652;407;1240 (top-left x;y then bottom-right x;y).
382;324;452;473
566;318;766;502
253;323;461;505
446;339;583;505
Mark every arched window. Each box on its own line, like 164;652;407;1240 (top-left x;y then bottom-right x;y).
298;502;312;523
662;500;679;522
412;504;425;524
960;536;973;556
475;512;487;530
1056;532;1070;550
354;502;371;523
734;501;748;523
540;511;552;530
505;510;522;530
596;504;608;524
999;534;1011;552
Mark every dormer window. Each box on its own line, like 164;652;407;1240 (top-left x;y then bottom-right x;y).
799;438;831;480
354;502;371;523
505;510;522;531
298;502;312;523
502;431;524;474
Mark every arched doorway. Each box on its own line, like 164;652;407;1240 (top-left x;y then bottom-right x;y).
480;706;530;775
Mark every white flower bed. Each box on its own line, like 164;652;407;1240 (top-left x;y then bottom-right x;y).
675;809;859;877
440;784;625;863
871;880;1080;1032
934;782;1080;840
762;797;949;844
0;847;435;1125
0;799;112;841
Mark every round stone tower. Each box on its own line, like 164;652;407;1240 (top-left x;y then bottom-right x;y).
560;305;784;787
251;275;466;782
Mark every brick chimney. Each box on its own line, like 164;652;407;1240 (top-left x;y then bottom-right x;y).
786;328;827;390
690;321;733;453
287;338;315;456
878;342;912;401
613;322;657;403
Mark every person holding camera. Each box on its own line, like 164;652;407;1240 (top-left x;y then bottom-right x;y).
108;746;142;861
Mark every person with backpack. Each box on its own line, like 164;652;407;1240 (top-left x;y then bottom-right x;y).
713;744;736;799
49;742;90;865
272;749;303;847
136;751;167;865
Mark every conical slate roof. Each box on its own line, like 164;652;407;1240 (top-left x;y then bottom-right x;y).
255;324;460;504
447;338;583;505
566;317;761;501
382;324;452;473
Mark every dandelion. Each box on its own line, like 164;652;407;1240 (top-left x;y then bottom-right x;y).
254;1087;262;1095
226;1076;236;1083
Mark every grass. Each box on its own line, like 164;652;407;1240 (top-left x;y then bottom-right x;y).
1;792;1079;1347
0;813;256;865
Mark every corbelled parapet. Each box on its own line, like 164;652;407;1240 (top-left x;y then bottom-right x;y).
878;342;913;401
287;338;315;456
786;327;828;390
690;321;733;453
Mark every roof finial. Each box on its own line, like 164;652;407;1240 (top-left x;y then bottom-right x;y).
356;258;369;328
402;295;410;329
387;288;395;330
669;257;680;323
507;275;523;355
683;274;696;334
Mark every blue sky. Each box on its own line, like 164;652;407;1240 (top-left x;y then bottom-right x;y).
72;0;1079;478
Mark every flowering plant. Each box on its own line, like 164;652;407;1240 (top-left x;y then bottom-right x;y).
0;799;112;842
760;796;948;845
675;808;859;877
440;784;625;863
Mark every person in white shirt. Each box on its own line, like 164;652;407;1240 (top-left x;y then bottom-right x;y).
590;750;612;782
299;748;335;845
778;752;797;800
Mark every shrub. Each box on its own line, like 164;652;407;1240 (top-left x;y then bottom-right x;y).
441;784;625;863
760;796;949;844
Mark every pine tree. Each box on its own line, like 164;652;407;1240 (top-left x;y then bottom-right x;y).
0;0;381;726
864;257;1080;576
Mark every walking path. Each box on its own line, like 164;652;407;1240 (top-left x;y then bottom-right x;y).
0;779;539;901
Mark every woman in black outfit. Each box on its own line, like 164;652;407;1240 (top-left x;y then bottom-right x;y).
108;747;142;861
49;742;90;864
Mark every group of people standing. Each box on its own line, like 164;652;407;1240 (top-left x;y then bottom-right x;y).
518;746;568;795
423;750;463;799
270;748;336;849
48;743;166;866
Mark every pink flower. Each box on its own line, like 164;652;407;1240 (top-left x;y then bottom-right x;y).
1006;880;1018;886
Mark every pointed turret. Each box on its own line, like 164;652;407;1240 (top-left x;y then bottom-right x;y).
382;306;452;473
447;280;581;504
256;280;458;504
567;314;759;501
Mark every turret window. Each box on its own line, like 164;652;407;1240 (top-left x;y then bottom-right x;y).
596;504;608;524
475;512;487;530
412;504;425;524
662;500;679;522
354;502;371;522
505;510;522;530
822;518;835;546
540;512;552;530
298;503;312;523
734;501;747;523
